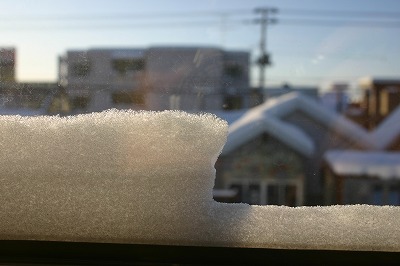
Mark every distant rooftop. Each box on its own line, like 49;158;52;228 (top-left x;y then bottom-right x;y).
359;76;400;89
325;150;400;179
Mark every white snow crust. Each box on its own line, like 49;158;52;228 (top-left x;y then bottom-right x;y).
0;109;399;252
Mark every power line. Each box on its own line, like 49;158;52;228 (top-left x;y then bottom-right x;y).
263;53;390;62
0;9;252;21
3;18;399;31
3;8;400;21
280;8;400;19
1;8;400;31
0;20;247;31
2;8;400;22
277;18;400;28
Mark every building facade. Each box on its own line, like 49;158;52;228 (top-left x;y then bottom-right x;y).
59;49;146;112
59;46;250;113
0;48;15;83
348;77;400;129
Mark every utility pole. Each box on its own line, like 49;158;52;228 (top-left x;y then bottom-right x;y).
254;7;278;92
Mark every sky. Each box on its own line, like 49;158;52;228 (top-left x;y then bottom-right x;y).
1;0;400;92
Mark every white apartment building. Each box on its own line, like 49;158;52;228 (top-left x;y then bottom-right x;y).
58;46;249;112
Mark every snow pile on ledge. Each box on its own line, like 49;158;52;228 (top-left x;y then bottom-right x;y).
0;109;399;252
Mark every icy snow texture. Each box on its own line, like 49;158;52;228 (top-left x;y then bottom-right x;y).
0;109;400;251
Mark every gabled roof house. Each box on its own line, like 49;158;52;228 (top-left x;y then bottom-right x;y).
215;92;376;206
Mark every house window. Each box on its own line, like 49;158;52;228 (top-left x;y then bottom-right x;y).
224;63;243;78
169;94;181;109
228;178;303;206
111;91;145;105
71;61;90;78
0;62;15;82
112;59;145;75
71;96;90;109
223;95;242;110
0;48;15;82
372;183;400;205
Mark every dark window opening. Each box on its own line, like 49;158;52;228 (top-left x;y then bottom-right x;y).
224;63;243;78
0;48;15;82
71;61;90;78
0;64;15;82
285;184;298;207
112;59;145;75
112;91;145;105
227;181;302;206
373;183;400;206
71;96;90;109
223;96;242;110
267;184;279;205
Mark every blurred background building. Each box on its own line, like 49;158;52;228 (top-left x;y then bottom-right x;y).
348;77;400;130
0;48;68;116
58;46;250;113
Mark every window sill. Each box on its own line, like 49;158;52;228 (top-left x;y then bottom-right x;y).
0;240;399;265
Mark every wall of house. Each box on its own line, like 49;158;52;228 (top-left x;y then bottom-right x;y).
0;82;57;110
145;47;223;95
144;47;250;111
358;79;400;129
389;135;400;151
61;47;250;112
322;167;380;205
61;49;147;112
281;110;367;205
215;133;306;206
65;49;146;95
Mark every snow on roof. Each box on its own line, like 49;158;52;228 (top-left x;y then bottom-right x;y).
267;92;375;150
222;92;376;157
222;101;315;157
370;104;400;149
325;150;400;179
